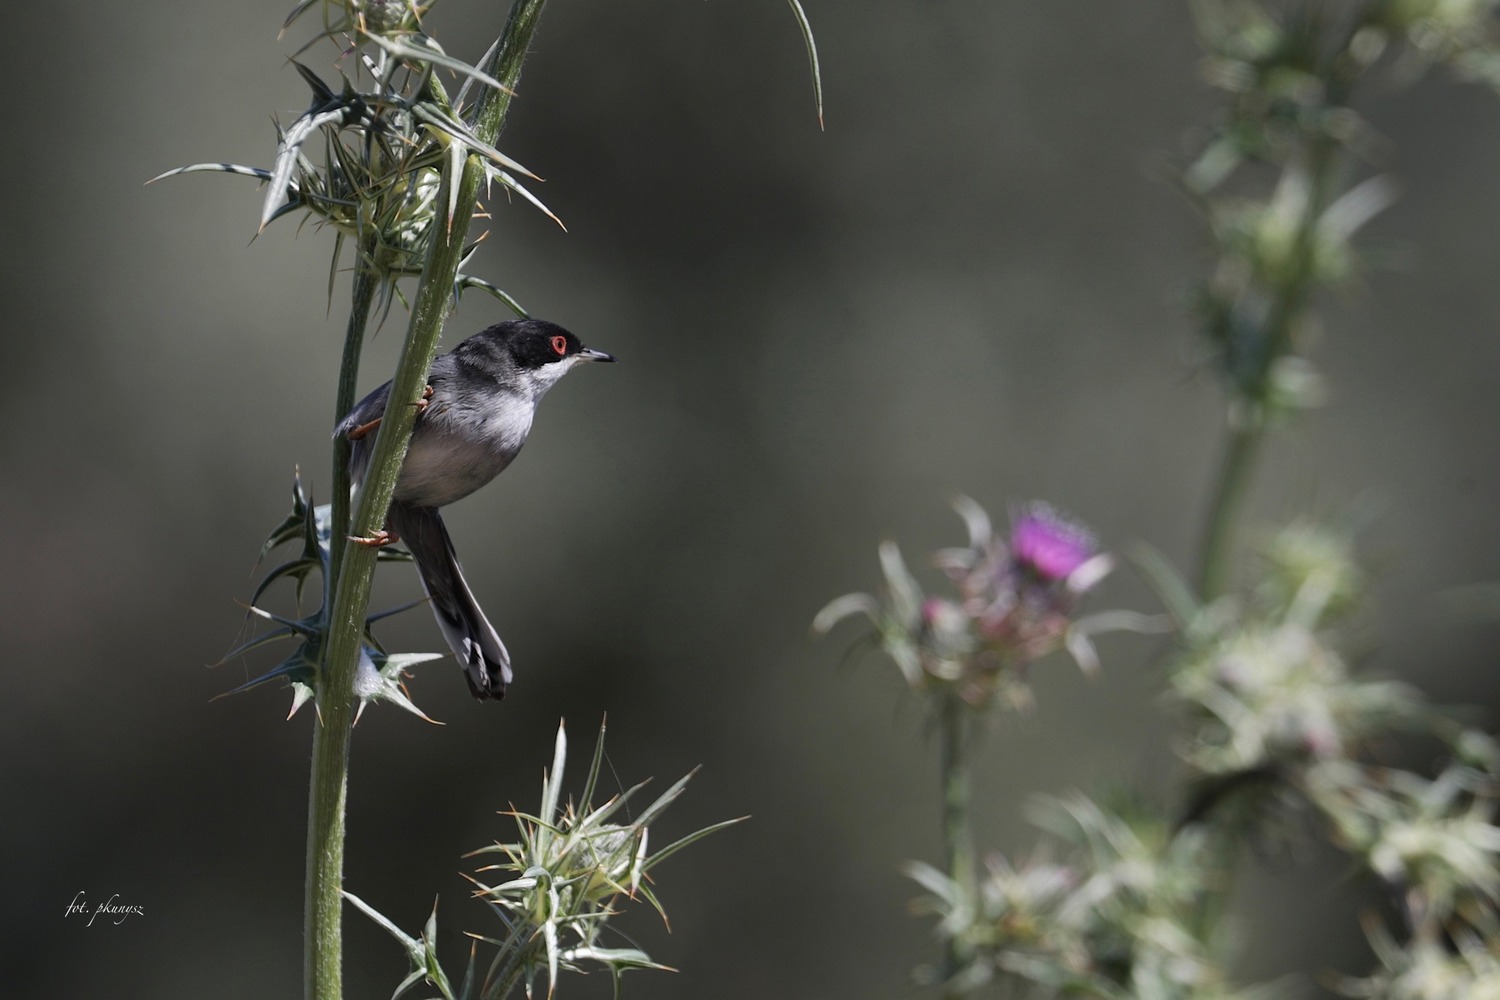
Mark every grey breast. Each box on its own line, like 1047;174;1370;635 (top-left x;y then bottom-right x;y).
393;385;535;508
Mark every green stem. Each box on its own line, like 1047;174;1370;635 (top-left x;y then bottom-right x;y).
1192;9;1364;602
1194;142;1336;601
305;239;379;1000
1194;417;1263;602
939;693;973;996
328;243;381;594
488;935;535;1000
304;5;551;999
1189;141;1333;952
1185;10;1374;961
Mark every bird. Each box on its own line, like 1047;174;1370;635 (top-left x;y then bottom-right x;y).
335;318;614;700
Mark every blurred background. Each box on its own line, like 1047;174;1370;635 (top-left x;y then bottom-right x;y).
4;1;1499;997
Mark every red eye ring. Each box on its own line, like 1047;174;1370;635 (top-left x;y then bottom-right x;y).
550;335;568;356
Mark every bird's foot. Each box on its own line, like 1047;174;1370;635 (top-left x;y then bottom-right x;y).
344;416;382;441
349;529;399;547
344;386;432;441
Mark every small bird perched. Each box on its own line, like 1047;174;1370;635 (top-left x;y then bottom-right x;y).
336;318;614;700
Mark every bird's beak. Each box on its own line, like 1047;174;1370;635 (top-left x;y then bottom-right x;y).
578;347;616;363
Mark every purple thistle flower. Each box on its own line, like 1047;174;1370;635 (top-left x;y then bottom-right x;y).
816;497;1152;708
1009;505;1097;583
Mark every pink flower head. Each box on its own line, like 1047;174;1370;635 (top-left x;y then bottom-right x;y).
1009;505;1096;583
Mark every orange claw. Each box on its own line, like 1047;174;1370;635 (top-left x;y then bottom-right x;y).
345;416;382;441
346;386;432;441
349;529;399;547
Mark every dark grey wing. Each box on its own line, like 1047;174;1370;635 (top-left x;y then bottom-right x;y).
335;379;393;492
335;354;459;492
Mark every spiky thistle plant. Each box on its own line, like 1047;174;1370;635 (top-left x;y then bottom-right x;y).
1185;0;1500;598
189;9;570;998
345;720;741;999
219;469;441;723
1168;3;1500;983
164;3;820;999
907;795;1251;1000
816;498;1163;995
890;522;1500;998
816;4;1500;996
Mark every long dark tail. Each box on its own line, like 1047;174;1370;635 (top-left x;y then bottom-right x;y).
387;502;511;700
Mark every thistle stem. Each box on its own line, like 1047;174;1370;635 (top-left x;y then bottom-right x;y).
1194;418;1263;602
489;941;532;1000
1185;13;1372;965
328;242;381;592
304;4;551;999
1191;10;1358;602
1188;144;1330;956
304;240;380;1000
938;693;974;995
